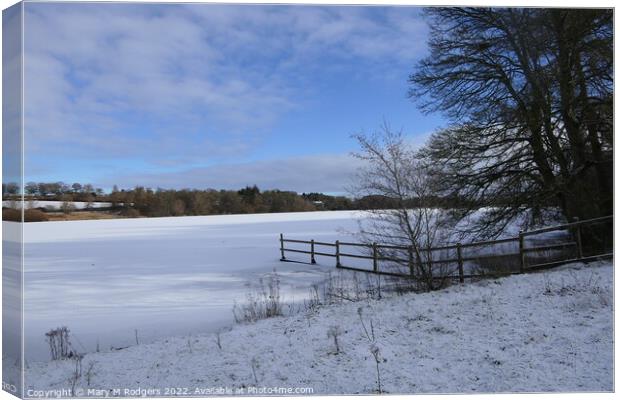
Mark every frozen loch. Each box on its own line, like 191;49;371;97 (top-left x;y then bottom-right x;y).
12;211;613;394
18;211;365;361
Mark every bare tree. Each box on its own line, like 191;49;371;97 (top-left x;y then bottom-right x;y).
351;124;456;291
410;8;612;238
71;183;83;193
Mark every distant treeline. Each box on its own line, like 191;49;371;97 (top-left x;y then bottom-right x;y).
3;182;105;202
107;186;446;217
2;182;476;219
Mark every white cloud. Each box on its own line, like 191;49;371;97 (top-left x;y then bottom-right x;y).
3;4;24;183
102;153;365;194
23;3;428;178
25;4;292;159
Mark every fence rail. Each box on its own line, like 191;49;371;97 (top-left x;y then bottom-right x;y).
278;215;613;281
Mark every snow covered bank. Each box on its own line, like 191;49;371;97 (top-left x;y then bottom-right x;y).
26;260;613;395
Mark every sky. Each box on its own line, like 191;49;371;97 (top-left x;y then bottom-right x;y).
22;2;445;194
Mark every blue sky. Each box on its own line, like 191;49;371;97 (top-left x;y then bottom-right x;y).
23;2;445;194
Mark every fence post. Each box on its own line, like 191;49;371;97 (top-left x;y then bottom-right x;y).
518;230;525;273
372;243;378;272
279;233;286;261
335;240;341;267
574;218;583;259
457;242;464;283
310;239;316;264
408;246;414;277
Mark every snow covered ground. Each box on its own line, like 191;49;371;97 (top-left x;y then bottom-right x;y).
25;260;613;395
18;211;366;362
3;200;113;210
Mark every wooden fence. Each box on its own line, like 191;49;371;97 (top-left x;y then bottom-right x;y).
278;215;613;281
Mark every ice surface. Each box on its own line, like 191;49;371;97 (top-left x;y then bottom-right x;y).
20;211;366;361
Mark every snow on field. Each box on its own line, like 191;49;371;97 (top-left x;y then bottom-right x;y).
16;211;367;362
3;200;113;210
25;260;613;395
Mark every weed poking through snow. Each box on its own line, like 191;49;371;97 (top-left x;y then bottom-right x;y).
215;331;223;350
85;361;96;386
369;344;385;394
357;307;386;393
68;353;83;396
250;357;260;386
358;307;375;342
233;270;283;323
327;326;343;354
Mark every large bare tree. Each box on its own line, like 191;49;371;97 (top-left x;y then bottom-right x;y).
410;8;612;238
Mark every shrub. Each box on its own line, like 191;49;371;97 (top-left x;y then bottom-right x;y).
25;209;49;222
2;208;20;221
60;200;76;215
2;208;49;222
121;208;141;218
